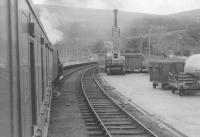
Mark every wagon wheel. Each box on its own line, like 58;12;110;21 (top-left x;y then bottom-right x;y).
153;82;157;88
140;68;143;73
121;67;125;75
161;84;169;90
106;68;111;75
179;89;185;96
171;88;176;94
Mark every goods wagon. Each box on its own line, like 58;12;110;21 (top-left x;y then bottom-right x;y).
149;59;185;88
0;0;60;137
122;53;145;72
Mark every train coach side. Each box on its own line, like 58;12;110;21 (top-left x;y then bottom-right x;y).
0;0;59;137
0;1;16;137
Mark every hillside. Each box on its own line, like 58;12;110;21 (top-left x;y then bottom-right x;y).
171;9;200;21
35;5;200;56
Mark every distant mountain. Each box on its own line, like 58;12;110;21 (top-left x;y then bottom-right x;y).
171;9;200;21
35;4;200;56
36;5;159;36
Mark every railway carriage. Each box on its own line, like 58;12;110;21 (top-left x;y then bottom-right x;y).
0;0;60;137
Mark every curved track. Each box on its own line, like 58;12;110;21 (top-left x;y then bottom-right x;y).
81;67;158;137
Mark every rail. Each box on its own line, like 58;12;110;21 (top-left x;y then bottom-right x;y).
81;66;158;137
94;70;158;137
81;66;112;137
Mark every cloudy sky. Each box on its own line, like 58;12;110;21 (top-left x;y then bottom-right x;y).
33;0;200;15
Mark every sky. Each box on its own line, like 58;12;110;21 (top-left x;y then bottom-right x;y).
33;0;200;15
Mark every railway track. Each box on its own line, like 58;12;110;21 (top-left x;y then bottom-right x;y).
80;67;158;137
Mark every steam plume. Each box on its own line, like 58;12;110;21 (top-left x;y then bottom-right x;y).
40;8;63;44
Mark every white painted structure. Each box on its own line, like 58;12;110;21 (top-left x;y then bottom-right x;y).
184;54;200;77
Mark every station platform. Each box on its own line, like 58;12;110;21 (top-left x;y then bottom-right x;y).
102;73;200;137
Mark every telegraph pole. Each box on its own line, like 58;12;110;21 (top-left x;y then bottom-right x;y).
148;29;151;57
140;36;142;53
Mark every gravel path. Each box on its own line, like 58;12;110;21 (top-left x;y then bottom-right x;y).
48;70;89;137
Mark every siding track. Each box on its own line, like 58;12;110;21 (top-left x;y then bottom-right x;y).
81;67;158;137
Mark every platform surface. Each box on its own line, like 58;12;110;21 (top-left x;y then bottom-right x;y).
102;73;200;137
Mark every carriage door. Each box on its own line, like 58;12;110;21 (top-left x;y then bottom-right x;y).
29;41;37;127
41;47;45;101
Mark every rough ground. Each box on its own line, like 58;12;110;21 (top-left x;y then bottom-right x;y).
102;73;200;137
48;70;88;137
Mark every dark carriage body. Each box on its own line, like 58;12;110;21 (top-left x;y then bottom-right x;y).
0;0;59;137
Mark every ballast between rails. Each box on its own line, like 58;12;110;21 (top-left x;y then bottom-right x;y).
81;66;112;137
81;66;158;137
93;70;158;137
